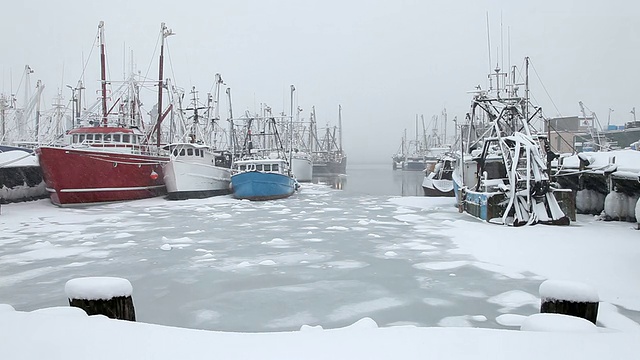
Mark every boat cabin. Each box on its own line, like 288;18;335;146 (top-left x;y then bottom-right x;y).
67;127;151;154
233;158;289;175
163;143;232;168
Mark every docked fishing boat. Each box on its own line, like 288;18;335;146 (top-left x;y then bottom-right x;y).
453;58;571;226
230;104;298;201
163;143;231;199
0;145;47;203
310;105;347;176
422;154;455;197
231;157;297;200
36;22;173;206
163;83;232;200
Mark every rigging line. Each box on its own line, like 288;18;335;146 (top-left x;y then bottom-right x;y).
143;32;162;87
165;40;178;86
529;60;561;117
79;28;100;84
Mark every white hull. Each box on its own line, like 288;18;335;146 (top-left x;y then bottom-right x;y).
163;144;231;199
292;155;313;182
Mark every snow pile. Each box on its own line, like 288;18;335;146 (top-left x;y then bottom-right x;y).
520;313;599;333
575;189;605;214
603;192;638;221
65;277;133;300
539;279;599;303
0;150;39;168
562;150;640;173
31;306;88;317
1;309;639;360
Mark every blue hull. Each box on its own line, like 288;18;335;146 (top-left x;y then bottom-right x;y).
231;171;296;200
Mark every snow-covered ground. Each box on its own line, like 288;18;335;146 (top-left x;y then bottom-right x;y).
1;184;639;359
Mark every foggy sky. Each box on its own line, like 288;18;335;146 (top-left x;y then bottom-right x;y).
1;0;639;163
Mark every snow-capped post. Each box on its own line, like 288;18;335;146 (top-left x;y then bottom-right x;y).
539;279;599;325
65;277;136;321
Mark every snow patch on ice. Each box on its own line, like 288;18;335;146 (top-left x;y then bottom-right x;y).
413;261;470;271
488;290;539;311
496;314;527;327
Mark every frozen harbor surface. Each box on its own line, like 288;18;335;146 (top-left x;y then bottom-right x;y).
1;172;639;332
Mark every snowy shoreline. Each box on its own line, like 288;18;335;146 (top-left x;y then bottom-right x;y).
2;192;640;359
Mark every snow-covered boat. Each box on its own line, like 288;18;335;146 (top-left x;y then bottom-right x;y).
453;58;571;226
0;145;47;203
422;155;455;197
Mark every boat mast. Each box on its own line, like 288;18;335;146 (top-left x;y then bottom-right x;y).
156;22;174;148
226;87;234;161
34;80;42;142
442;108;448;145
0;95;6;141
338;104;343;154
289;85;295;167
524;56;530;121
98;21;108;126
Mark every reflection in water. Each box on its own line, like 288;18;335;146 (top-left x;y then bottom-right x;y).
393;170;425;196
312;174;347;190
308;164;426;197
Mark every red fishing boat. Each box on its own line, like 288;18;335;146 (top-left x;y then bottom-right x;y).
37;21;174;206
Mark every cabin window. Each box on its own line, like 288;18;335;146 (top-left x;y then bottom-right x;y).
113;134;121;142
86;134;93;141
272;164;279;172
239;165;246;171
179;149;186;156
200;151;204;158
173;149;178;156
187;148;193;156
104;134;111;142
123;134;130;143
263;164;271;172
255;164;263;171
131;136;137;144
95;134;102;142
195;149;200;156
79;134;85;142
73;134;78;143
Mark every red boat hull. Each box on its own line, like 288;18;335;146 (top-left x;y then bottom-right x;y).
37;146;168;206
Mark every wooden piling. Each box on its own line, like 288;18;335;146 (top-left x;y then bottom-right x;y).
65;277;136;321
539;279;599;325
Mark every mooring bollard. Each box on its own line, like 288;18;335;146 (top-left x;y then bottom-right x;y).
539;279;599;325
65;277;136;321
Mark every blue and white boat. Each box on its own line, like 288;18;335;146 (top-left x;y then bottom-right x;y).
231;158;297;200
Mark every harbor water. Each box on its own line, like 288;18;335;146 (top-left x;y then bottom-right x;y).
1;163;638;332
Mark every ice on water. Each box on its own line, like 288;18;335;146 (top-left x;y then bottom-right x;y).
1;183;639;334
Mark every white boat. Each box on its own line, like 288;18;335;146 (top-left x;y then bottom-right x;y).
163;82;232;200
291;151;312;182
163;143;231;200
